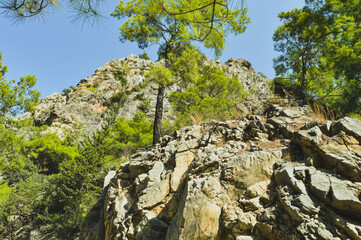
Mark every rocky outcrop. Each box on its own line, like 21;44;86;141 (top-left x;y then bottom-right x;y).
28;55;270;131
95;102;361;240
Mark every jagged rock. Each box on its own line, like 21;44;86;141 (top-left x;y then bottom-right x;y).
166;176;225;240
34;92;66;125
246;180;270;198
97;104;361;239
293;126;323;154
98;109;361;240
332;117;361;143
30;55;271;132
136;161;170;210
71;57;361;240
313;131;361;182
170;151;196;192
320;120;333;136
309;170;361;218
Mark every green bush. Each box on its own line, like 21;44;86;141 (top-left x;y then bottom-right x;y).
25;133;79;174
113;68;128;86
87;86;98;92
35;103;123;238
138;98;151;113
0;53;40;116
0;120;35;184
107;110;153;158
170;65;247;126
138;51;150;60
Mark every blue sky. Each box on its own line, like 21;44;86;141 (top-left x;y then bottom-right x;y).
0;0;304;98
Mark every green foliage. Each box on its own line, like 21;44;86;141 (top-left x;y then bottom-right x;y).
169;46;202;88
257;72;268;79
0;120;34;184
138;51;150;60
132;85;141;92
62;85;75;95
107;110;153;158
0;118;44;236
62;88;71;95
0;97;157;238
146;64;173;87
25;133;80;174
1;174;48;235
113;69;128;86
112;0;249;144
0;53;40;116
348;112;361;120
111;0;249;58
0;181;11;206
87;86;98;92
273;0;361;115
138;98;151;113
93;80;100;88
169;53;247;126
273;8;329;92
111;90;127;104
36;103;123;237
1;0;103;22
162;119;177;136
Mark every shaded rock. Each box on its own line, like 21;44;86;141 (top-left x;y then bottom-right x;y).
320;120;333;136
309;170;361;218
166;176;224;240
246;180;270;198
136;162;170;210
293;126;323;153
97;102;361;240
332;117;361;143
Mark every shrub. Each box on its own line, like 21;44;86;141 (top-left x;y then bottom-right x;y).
87;86;98;92
107;110;153;159
25;133;79;174
113;68;128;86
138;51;150;60
170;65;247;127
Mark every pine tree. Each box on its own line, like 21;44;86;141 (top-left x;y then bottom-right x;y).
112;0;250;144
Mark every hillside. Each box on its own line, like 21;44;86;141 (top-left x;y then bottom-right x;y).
2;55;361;240
84;101;361;240
28;55;269;133
1;54;269;239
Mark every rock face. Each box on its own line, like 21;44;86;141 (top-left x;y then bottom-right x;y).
95;102;361;240
29;55;270;131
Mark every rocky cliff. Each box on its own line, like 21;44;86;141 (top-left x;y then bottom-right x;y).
13;54;361;240
29;55;269;133
87;100;361;240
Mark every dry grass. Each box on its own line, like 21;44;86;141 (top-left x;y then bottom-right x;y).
257;140;283;149
308;100;341;121
267;95;291;106
189;112;205;126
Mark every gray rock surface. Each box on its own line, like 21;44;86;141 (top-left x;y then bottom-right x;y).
29;55;271;134
23;55;360;240
94;101;361;240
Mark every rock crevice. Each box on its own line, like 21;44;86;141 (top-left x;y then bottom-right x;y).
94;101;361;240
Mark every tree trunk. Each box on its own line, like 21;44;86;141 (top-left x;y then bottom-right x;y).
152;39;174;145
153;85;165;145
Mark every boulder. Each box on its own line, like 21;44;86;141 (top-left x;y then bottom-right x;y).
332;117;361;143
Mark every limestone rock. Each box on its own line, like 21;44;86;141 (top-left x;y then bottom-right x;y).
79;71;361;240
332;117;361;143
166;176;224;240
30;55;271;134
98;110;361;240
